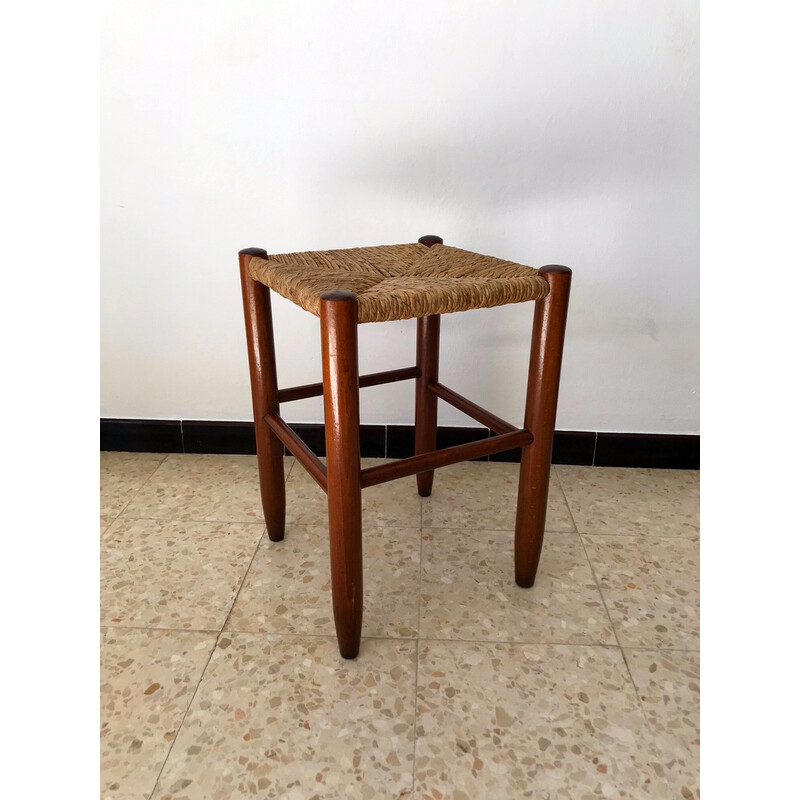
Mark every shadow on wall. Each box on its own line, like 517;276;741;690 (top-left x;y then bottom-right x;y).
325;79;696;209
294;53;698;420
311;77;697;336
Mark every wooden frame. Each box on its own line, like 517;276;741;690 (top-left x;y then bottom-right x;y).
239;240;571;659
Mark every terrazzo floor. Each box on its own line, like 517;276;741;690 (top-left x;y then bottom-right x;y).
100;452;699;800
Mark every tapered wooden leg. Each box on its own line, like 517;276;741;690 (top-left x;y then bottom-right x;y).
414;234;443;497
320;291;363;659
415;314;440;496
515;265;572;587
239;248;286;542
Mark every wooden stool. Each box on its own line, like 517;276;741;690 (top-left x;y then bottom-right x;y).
238;236;571;658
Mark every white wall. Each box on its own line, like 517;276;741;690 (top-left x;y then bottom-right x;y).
101;0;699;434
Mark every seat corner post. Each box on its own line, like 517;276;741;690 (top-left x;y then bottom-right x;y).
414;234;444;497
514;265;572;587
238;247;286;542
414;314;441;496
320;290;363;659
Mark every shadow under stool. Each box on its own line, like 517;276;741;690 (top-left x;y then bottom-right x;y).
238;235;571;658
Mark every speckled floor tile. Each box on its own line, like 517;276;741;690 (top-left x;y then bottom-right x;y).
102;516;114;536
415;640;672;799
152;634;417;800
419;530;613;644
101;451;166;516
227;524;420;638
625;649;700;799
421;461;574;532
101;627;216;799
556;466;699;537
286;458;422;528
101;518;264;630
583;535;699;650
120;454;293;523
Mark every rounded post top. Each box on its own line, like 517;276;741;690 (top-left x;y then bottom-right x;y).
538;264;571;276
320;290;358;302
418;235;444;247
239;247;268;257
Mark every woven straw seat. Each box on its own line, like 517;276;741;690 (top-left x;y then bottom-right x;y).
248;242;550;323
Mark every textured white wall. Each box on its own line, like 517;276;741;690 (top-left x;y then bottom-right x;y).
101;0;698;434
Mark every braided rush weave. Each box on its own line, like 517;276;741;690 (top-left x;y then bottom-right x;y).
248;242;549;323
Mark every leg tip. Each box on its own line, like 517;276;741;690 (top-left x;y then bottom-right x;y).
265;518;285;542
338;642;360;659
416;475;434;497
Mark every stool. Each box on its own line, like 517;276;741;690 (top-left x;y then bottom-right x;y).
238;236;571;658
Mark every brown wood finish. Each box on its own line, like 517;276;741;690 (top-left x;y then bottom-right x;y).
278;366;420;404
320;290;363;659
361;428;531;488
414;235;444;495
418;234;444;247
414;314;440;496
428;381;517;435
264;412;328;492
238;248;286;542
514;265;572;587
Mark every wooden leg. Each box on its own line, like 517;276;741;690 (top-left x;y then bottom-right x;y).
414;314;440;496
238;248;285;542
514;265;572;587
320;291;363;659
414;234;443;497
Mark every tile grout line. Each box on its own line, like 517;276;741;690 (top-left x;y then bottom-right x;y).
104;625;657;650
410;638;420;800
410;491;425;798
145;635;218;800
556;468;651;726
146;516;270;800
107;454;169;522
135;628;633;649
577;530;657;737
576;529;679;785
109;513;692;538
550;465;577;535
102;624;225;635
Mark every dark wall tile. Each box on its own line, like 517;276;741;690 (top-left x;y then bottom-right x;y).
552;431;596;466
595;433;699;470
183;421;256;454
387;425;489;461
100;419;183;453
100;419;698;470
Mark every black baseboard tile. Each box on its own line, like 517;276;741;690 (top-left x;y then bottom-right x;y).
216;422;386;458
437;426;490;460
287;423;328;457
100;419;183;453
386;425;489;461
100;419;699;469
385;425;415;459
552;431;596;466
594;433;699;470
487;429;520;463
487;430;595;465
183;421;256;455
358;425;387;458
